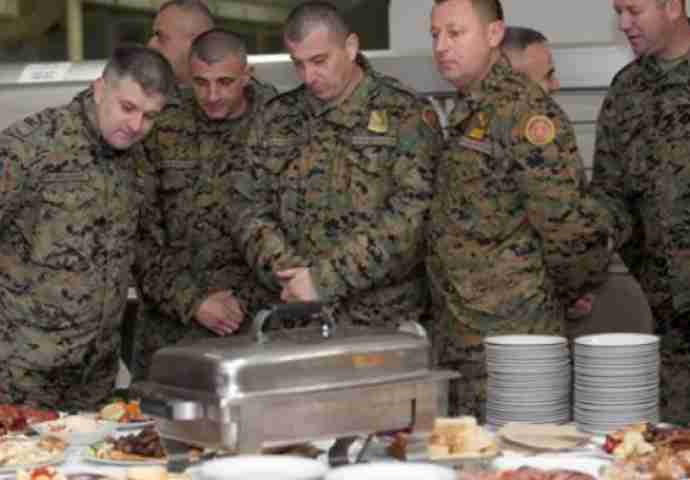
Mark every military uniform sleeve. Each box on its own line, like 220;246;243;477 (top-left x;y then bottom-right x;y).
134;137;208;324
0;132;32;229
230;113;310;292
588;91;634;250
309;106;440;303
511;95;613;302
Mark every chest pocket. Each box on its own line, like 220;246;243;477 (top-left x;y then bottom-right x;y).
265;135;309;229
158;160;199;242
449;136;518;238
348;135;397;210
32;172;97;269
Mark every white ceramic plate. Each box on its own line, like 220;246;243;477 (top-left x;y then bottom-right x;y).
32;416;118;446
493;453;611;478
486;335;567;346
192;455;327;480
112;420;156;431
0;455;65;474
575;333;659;348
325;462;455;480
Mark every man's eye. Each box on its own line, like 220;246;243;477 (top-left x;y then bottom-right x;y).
219;78;234;87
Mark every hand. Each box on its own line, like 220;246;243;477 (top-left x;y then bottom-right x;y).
194;290;244;336
277;268;319;303
567;293;595;319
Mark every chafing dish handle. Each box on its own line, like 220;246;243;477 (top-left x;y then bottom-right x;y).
253;302;335;343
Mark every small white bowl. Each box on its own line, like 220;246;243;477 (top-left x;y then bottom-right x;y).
32;415;117;446
325;462;455;480
192;455;327;480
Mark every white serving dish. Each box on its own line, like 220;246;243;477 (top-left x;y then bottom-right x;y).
191;455;328;480
32;415;117;446
493;453;611;478
326;462;455;480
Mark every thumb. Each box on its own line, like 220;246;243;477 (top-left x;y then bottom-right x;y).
276;268;298;279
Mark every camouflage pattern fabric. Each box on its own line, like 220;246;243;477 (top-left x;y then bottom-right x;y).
131;79;279;380
231;54;440;329
0;89;155;411
589;53;690;425
426;56;611;419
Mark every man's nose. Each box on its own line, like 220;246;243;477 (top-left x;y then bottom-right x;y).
208;83;219;102
303;65;317;86
128;112;144;133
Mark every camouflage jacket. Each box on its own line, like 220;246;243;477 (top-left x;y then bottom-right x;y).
0;88;153;394
232;55;441;327
426;56;611;336
136;79;278;323
589;53;690;319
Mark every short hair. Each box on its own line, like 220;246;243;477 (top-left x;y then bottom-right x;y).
284;1;351;44
103;45;176;99
434;0;504;23
501;26;547;52
158;0;215;27
190;28;248;65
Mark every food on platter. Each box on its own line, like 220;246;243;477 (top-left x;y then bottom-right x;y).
600;423;690;480
385;432;409;461
457;466;596;480
90;426;165;462
603;422;690;458
602;449;690;480
0;405;59;436
498;423;590;451
16;466;66;480
428;416;498;459
98;401;149;424
0;436;66;466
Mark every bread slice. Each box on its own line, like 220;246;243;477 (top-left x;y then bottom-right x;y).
428;416;497;459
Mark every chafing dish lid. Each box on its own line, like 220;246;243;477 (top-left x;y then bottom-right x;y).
146;325;429;399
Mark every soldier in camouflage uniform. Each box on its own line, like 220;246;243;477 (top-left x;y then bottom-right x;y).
231;1;440;329
132;29;279;380
589;0;690;424
148;0;215;88
502;26;654;338
427;0;611;419
0;46;175;411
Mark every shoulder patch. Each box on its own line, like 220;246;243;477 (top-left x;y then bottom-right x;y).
524;115;556;146
368;110;389;133
466;112;490;141
422;107;440;131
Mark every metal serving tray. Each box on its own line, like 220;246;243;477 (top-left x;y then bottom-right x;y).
132;303;458;453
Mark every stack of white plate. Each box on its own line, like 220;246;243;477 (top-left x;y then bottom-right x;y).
574;333;660;435
485;335;571;427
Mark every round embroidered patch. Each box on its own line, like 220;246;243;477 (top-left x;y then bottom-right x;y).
422;108;440;130
525;115;556;146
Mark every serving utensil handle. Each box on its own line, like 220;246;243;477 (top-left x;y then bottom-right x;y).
253;302;333;344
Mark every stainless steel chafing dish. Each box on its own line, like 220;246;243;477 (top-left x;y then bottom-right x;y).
132;303;458;454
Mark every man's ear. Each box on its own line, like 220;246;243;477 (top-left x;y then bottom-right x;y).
666;0;685;22
487;20;506;49
242;64;254;86
344;32;360;62
93;77;105;105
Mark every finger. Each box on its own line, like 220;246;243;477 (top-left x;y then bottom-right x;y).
276;269;298;280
